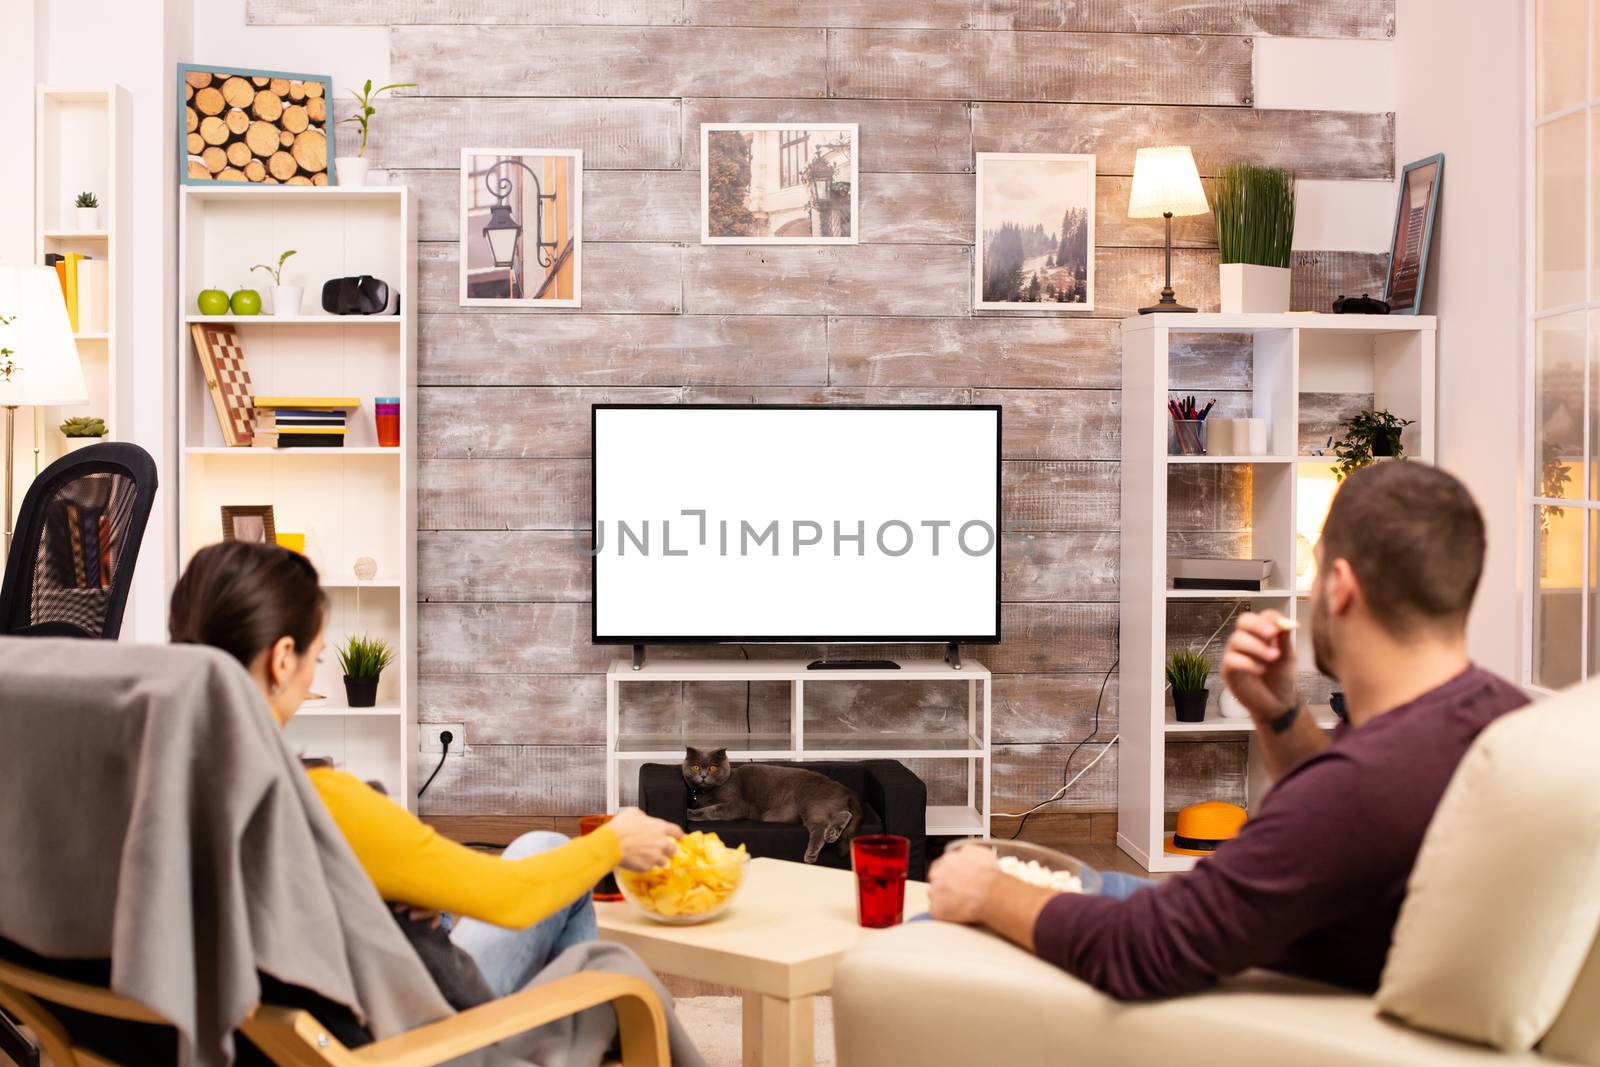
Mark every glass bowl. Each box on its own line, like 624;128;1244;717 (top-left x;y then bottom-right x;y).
948;838;1102;896
615;852;750;925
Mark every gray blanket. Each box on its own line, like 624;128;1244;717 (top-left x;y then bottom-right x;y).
0;639;455;1065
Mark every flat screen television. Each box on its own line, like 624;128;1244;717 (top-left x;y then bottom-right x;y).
591;404;1001;645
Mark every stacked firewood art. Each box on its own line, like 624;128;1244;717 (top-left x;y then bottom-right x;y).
181;67;332;185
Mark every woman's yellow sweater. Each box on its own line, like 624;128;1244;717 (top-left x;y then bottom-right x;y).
307;765;621;929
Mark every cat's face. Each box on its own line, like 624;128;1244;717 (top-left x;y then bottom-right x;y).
683;747;731;791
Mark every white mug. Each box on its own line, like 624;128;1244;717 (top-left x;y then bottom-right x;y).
1208;418;1236;456
1246;418;1268;456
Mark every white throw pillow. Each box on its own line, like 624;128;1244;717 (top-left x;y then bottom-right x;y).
1376;677;1600;1051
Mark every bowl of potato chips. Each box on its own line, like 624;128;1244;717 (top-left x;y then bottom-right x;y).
616;831;751;924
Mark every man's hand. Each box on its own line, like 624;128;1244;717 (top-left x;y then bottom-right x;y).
607;807;685;871
1220;610;1299;719
929;843;1002;925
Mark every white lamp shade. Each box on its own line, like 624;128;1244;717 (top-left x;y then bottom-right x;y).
1127;145;1210;219
0;265;87;408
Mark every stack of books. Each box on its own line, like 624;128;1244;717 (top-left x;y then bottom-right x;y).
252;397;360;448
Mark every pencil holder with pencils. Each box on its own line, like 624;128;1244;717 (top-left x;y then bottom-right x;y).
1169;419;1206;456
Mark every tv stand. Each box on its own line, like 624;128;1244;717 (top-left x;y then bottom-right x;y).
945;642;962;670
604;656;991;837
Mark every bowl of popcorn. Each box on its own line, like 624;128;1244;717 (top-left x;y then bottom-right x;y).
950;838;1103;896
616;831;751;924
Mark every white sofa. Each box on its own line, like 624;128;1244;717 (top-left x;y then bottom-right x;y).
834;678;1600;1066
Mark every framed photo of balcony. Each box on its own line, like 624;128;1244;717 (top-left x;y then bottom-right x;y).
701;124;859;245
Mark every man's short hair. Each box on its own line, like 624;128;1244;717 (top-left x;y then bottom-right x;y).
1319;462;1485;636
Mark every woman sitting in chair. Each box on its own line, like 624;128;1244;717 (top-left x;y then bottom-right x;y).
167;541;691;1019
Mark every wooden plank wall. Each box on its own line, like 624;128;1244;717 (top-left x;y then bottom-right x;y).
249;0;1394;842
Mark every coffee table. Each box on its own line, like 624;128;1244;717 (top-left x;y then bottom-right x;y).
596;856;929;1067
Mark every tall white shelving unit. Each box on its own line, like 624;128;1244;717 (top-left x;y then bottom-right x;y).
177;186;418;805
1118;313;1436;872
19;86;129;486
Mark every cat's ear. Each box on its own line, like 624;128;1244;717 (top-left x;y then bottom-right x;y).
685;745;703;760
710;747;727;761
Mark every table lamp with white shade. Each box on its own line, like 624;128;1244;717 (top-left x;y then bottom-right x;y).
0;265;88;558
1127;145;1211;314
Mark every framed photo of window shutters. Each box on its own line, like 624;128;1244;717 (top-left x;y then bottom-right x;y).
701;123;859;244
459;148;583;307
1383;154;1444;315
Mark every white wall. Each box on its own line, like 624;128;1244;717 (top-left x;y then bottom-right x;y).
1393;0;1526;678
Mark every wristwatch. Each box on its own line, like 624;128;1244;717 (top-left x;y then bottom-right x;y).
1269;702;1303;735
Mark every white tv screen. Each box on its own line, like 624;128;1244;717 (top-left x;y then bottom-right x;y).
592;405;1001;643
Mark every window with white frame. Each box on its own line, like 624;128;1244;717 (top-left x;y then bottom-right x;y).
1531;0;1599;687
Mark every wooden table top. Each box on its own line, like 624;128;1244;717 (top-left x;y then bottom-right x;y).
596;857;931;999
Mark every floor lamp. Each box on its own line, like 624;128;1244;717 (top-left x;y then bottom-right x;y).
0;265;87;561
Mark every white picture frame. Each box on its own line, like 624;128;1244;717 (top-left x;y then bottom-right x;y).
701;123;860;245
974;152;1096;312
458;147;583;308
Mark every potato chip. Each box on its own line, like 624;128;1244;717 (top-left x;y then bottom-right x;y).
618;831;749;922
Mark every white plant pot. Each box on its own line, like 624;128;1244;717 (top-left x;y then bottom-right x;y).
1218;263;1291;314
336;156;370;187
271;285;304;316
1217;688;1251;719
64;436;103;452
76;206;100;230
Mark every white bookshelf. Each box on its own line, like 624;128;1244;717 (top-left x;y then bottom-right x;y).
177;185;417;806
1117;313;1436;872
606;658;992;837
18;86;128;485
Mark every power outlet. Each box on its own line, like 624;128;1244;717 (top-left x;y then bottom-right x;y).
421;723;466;754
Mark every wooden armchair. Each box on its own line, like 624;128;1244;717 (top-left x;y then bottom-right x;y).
0;955;669;1067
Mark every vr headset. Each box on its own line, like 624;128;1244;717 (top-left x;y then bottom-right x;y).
321;276;399;316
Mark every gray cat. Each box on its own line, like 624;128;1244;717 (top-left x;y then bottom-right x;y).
682;747;861;864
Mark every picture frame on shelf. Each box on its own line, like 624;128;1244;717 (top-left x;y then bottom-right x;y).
700;123;859;245
177;64;334;187
975;153;1096;312
458;148;583;308
1383;154;1444;315
221;505;277;545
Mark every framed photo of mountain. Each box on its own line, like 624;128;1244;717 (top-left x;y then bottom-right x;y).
975;153;1096;312
1383;154;1444;315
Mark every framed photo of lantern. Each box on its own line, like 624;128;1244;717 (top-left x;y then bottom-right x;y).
459;148;583;308
974;152;1096;311
701;123;859;244
178;64;333;186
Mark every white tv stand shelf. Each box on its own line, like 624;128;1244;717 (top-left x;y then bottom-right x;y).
605;658;992;837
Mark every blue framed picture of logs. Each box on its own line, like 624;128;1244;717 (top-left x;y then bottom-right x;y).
177;64;335;186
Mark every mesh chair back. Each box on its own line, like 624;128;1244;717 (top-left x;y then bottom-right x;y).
0;443;157;639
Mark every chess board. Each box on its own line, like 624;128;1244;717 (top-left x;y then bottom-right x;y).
191;323;254;446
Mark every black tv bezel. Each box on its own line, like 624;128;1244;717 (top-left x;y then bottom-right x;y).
590;403;1003;647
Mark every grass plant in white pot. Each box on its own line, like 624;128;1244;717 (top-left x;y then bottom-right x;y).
1213;163;1295;314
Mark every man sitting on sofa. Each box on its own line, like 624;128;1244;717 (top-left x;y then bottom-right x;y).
929;461;1528;999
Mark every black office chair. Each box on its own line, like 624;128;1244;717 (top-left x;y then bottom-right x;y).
0;442;157;639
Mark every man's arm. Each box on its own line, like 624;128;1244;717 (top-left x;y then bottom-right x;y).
927;844;1055;950
1221;610;1328;780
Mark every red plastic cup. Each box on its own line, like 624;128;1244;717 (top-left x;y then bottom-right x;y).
374;397;400;448
580;814;624;902
852;834;910;928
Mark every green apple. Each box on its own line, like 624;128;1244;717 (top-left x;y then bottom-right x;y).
229;288;262;316
196;288;230;316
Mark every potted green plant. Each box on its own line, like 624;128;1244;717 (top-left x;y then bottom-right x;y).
59;416;107;452
250;249;300;317
1332;408;1414;481
1166;649;1210;723
1211;163;1295;314
336;79;415;187
337;633;394;708
74;191;100;230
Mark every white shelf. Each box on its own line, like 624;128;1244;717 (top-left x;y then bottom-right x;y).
609;657;987;683
185;315;401;327
183;185;407;203
1119;312;1436;874
1164;588;1294;599
927;805;986;836
42;229;108;239
322;579;403;589
186;446;400;457
72;332;109;342
298;704;403;718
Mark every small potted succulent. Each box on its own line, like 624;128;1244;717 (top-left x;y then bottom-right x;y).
336;79;415;187
1167;649;1210;723
74;191;100;230
1332;408;1414;481
337;633;394;708
251;249;300;317
60;416;107;451
1212;163;1295;313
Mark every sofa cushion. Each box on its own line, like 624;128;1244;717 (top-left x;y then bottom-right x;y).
833;920;1536;1067
1542;930;1600;1065
1376;678;1600;1052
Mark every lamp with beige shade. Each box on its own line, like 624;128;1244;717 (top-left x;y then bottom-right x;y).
1127;145;1211;314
